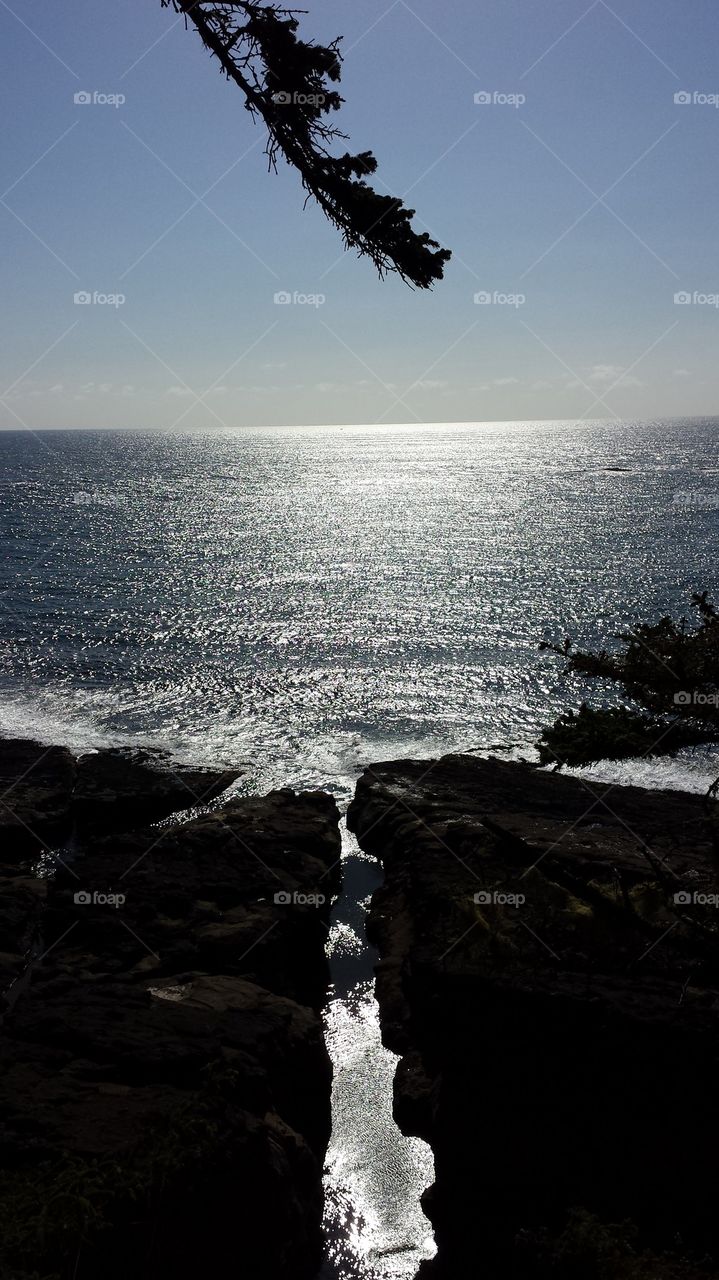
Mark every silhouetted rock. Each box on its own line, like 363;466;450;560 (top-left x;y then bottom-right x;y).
0;738;341;1280
74;746;241;830
50;787;340;1008
348;754;719;1278
0;736;76;853
0;870;46;998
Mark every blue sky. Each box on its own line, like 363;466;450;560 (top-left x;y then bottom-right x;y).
1;0;718;428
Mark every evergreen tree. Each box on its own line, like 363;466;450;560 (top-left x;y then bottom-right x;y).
538;593;719;775
162;1;451;287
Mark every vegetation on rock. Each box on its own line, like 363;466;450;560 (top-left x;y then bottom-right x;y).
538;592;719;773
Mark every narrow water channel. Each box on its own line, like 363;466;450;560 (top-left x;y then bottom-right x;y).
316;822;436;1279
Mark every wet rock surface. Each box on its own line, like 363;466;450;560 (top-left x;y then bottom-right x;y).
348;753;719;1279
0;737;341;1280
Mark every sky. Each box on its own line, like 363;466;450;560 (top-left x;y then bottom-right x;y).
1;0;718;429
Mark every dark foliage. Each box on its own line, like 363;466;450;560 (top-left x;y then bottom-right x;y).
537;703;712;768
161;1;451;287
538;593;719;769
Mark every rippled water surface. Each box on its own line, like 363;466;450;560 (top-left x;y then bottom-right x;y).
1;419;717;777
1;419;718;1276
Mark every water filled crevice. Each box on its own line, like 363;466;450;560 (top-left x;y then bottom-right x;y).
316;821;436;1280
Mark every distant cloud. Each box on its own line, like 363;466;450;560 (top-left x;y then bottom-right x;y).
416;379;448;390
586;364;643;387
7;379;139;401
494;376;519;386
260;361;287;371
565;365;644;390
531;380;552;391
588;364;623;383
673;368;691;378
166;386;193;397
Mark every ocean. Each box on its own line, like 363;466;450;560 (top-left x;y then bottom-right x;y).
1;417;718;1277
1;417;717;791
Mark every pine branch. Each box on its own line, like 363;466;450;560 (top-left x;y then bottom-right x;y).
161;0;451;287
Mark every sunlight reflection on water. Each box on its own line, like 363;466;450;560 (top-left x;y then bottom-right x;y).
0;421;716;1274
315;825;436;1279
320;983;436;1278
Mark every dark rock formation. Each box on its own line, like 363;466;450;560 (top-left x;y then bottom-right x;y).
50;787;342;1009
0;736;242;856
348;754;719;1279
0;738;340;1280
73;746;241;830
0;737;76;853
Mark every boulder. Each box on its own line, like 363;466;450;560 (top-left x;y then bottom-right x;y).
0;737;76;854
73;746;241;829
0;740;341;1280
349;754;719;1278
0;975;330;1279
50;788;341;1007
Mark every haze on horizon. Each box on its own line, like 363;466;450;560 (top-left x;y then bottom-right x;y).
1;0;718;431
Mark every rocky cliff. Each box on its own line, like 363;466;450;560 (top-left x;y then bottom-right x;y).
0;737;341;1280
348;753;719;1279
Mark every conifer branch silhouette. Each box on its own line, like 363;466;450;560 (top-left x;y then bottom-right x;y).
162;1;451;287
